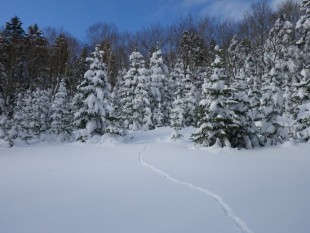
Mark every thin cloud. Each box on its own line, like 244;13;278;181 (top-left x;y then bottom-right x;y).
201;0;251;20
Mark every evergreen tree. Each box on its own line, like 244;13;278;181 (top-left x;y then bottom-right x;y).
0;61;7;111
135;61;153;130
51;79;72;141
245;55;262;122
292;67;310;141
2;17;28;106
111;69;126;118
0;93;10;144
0;113;10;145
170;56;198;127
26;24;49;89
191;48;240;148
149;45;169;127
264;15;294;71
264;14;298;135
73;45;110;140
168;58;184;105
227;35;240;78
118;49;143;130
181;70;197;126
233;64;260;148
106;69;127;136
32;89;51;138
3;16;25;40
10;91;33;142
260;68;288;146
170;95;185;140
296;0;310;68
227;36;251;79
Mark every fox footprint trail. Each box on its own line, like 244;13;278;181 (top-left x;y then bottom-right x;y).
138;144;255;233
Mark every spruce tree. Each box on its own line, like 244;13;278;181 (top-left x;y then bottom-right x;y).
106;69;127;136
296;0;310;68
260;68;288;146
181;70;197;127
32;89;51;139
246;55;262;122
118;49;143;130
0;93;9;142
149;45;169;127
170;96;185;140
73;45;110;140
264;14;298;137
0;62;7;106
228;36;251;80
135;61;153;130
292;67;310;141
168;58;184;106
26;24;49;90
227;35;240;78
171;57;198;127
233;63;260;148
2;17;28;104
11;91;33;142
51;79;72;141
191;48;240;148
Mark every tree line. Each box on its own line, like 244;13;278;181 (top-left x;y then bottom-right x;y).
0;0;309;148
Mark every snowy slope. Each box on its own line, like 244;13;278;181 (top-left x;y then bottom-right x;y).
0;127;310;233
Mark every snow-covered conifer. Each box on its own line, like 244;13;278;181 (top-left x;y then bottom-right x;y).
149;45;169;127
32;89;51;138
292;67;310;141
169;58;201;128
11;91;33;142
245;55;262;122
296;0;310;67
260;68;288;146
130;59;153;131
0;93;10;144
170;95;185;140
233;64;260;148
106;69;127;136
264;15;294;71
51;79;72;141
118;49;143;130
227;36;250;79
264;14;298;136
73;45;111;140
168;59;185;104
180;69;197;127
138;62;153;130
191;47;240;148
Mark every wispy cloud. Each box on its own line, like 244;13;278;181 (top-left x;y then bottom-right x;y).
177;0;253;20
200;0;251;20
151;0;302;26
181;0;302;21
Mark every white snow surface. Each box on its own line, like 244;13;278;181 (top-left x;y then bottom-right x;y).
1;127;310;233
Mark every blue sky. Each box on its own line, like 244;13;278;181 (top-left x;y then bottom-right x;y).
0;0;299;39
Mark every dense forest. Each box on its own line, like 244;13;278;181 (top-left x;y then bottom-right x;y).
0;0;309;148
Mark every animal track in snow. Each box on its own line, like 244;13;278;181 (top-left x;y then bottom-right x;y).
138;144;255;233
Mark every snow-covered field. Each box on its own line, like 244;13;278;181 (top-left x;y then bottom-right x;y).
0;127;310;233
